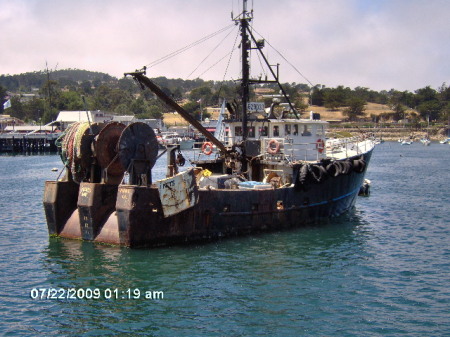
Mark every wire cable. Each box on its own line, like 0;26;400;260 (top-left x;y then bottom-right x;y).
145;24;235;69
216;28;242;99
251;26;315;87
187;25;238;79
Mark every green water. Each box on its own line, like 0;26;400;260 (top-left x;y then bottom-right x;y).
0;143;449;336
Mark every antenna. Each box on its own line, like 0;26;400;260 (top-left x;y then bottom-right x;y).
45;61;52;118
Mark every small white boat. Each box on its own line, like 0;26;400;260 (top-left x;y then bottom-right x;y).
420;138;431;146
439;138;450;144
159;132;195;150
401;140;412;145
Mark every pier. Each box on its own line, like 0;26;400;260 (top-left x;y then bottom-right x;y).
0;133;59;153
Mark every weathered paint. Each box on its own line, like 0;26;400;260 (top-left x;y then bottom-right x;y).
157;169;198;217
77;182;118;240
95;212;120;245
43;151;373;248
43;180;79;235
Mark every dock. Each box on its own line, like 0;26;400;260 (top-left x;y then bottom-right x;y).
0;132;59;153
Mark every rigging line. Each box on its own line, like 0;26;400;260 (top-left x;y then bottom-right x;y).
251;26;315;87
251;25;267;80
197;48;237;80
255;50;268;79
145;23;235;69
187;25;238;79
217;29;241;98
147;24;234;68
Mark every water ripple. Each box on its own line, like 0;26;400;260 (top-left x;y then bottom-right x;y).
1;146;449;336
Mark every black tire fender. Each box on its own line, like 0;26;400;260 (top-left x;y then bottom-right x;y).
326;161;339;177
342;160;353;175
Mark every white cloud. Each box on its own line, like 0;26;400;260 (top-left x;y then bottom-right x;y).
0;0;448;91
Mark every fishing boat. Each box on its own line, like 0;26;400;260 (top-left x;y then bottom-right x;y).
158;132;195;150
43;1;375;248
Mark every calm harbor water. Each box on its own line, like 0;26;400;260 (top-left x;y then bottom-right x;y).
0;143;449;336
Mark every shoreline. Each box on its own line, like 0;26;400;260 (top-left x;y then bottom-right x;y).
330;125;449;142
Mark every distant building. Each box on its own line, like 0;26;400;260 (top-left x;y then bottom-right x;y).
138;119;164;131
254;87;275;95
205;107;222;116
111;115;135;125
3;125;55;134
19;93;39;102
55;110;163;131
0;115;24;131
55;110;114;129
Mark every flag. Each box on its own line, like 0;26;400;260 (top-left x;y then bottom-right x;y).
3;99;11;109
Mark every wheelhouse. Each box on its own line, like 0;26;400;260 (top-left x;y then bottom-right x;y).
225;118;329;162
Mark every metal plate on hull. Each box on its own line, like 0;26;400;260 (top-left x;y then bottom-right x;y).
157;169;199;217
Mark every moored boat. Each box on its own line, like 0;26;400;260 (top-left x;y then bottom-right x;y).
43;0;376;248
420;138;431;146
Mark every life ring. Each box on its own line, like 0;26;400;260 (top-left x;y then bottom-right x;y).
267;139;280;154
201;142;213;155
316;138;325;153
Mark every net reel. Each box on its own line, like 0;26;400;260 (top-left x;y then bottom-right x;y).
58;121;159;186
117;122;159;186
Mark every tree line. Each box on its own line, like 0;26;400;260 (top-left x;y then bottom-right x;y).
1;69;449;125
311;84;450;122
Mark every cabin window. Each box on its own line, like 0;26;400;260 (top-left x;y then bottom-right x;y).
248;127;255;138
273;125;279;137
317;125;325;136
285;124;291;135
259;126;268;136
293;125;299;136
235;126;242;136
302;125;311;136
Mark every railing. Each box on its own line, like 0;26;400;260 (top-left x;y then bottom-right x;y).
263;136;375;162
325;136;375;159
190;135;375;163
262;138;322;163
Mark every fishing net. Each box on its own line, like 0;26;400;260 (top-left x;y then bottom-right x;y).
71;122;91;182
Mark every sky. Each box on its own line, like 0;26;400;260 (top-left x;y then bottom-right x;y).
1;0;449;92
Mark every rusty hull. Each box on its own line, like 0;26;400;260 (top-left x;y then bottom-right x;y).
77;183;118;240
43;180;120;243
43;153;372;248
43;180;79;235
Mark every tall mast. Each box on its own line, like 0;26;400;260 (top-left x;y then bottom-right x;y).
239;0;252;140
236;2;300;120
